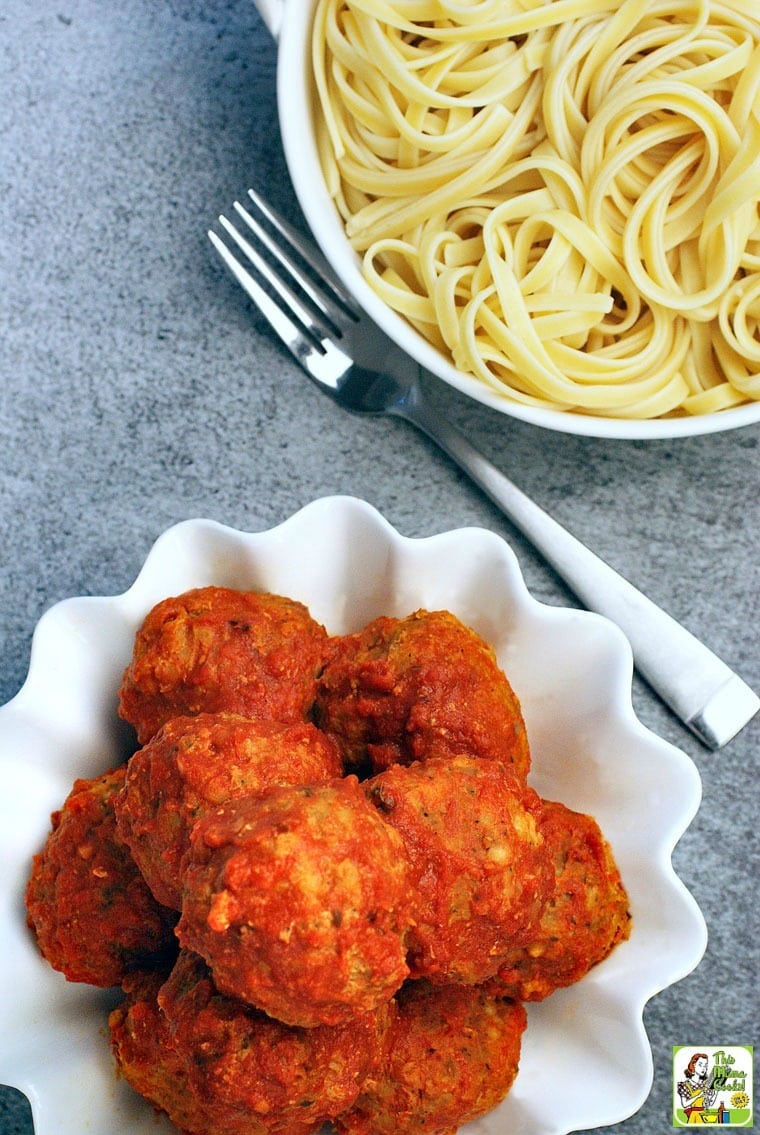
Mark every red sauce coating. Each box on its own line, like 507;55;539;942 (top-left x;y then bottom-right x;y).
114;713;342;909
119;587;329;744
336;978;527;1135
315;609;530;778
155;949;395;1133
365;755;554;984
177;778;415;1026
495;798;632;1000
25;767;176;987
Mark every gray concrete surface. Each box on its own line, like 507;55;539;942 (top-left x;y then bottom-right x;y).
1;2;758;1133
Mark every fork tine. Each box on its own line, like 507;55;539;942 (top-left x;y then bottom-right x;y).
209;214;354;388
217;209;334;342
246;188;359;317
208;226;321;365
231;201;342;335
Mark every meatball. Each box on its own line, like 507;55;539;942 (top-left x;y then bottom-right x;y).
109;968;241;1135
177;778;415;1026
365;755;554;984
336;978;527;1135
155;950;394;1134
119;587;330;744
495;799;631;1000
315;609;529;777
115;714;343;909
25;767;176;987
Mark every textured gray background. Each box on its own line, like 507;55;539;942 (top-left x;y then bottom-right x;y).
1;2;758;1133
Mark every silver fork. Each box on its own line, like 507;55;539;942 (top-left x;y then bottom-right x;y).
208;188;759;750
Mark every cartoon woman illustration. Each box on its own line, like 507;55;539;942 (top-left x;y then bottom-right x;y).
677;1053;718;1123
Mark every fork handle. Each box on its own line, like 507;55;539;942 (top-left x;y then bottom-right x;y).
401;397;759;749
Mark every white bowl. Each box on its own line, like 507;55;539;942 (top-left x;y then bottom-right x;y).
254;0;760;440
0;496;706;1135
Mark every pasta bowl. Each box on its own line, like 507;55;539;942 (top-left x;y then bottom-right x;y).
0;496;706;1134
250;0;760;439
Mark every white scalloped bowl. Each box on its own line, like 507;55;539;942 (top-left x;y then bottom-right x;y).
0;497;706;1135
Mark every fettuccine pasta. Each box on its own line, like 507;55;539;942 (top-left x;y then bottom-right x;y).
312;0;760;419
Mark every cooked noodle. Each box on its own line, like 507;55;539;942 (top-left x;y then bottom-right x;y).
312;0;760;419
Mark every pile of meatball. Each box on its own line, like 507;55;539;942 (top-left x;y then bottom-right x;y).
26;586;631;1135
